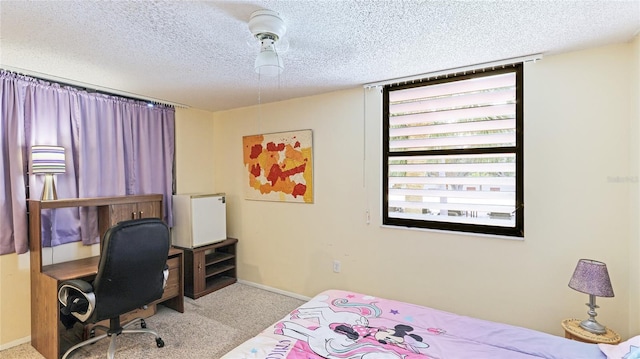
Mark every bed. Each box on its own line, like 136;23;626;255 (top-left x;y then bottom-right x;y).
220;289;639;359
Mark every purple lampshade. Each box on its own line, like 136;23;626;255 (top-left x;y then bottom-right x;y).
568;259;614;297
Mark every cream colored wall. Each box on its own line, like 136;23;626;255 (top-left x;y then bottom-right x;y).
211;42;637;339
0;252;31;348
175;107;216;194
525;41;635;338
630;34;640;336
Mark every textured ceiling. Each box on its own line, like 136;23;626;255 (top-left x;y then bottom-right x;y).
1;1;639;112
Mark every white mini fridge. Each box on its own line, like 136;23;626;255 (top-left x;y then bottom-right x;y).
171;193;227;248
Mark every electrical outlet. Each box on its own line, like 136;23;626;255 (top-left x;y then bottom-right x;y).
333;260;341;273
365;210;370;224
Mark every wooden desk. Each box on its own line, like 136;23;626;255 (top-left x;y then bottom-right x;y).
29;195;184;359
44;248;183;302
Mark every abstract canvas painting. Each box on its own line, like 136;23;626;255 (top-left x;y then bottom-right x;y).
242;130;313;203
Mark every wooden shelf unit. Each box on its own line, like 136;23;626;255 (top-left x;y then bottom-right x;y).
183;238;238;299
28;194;184;359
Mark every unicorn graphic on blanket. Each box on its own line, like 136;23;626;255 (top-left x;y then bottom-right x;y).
274;294;432;359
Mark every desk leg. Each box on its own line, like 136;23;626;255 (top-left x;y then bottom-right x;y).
31;275;60;359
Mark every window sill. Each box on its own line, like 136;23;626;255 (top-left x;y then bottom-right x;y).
380;224;525;241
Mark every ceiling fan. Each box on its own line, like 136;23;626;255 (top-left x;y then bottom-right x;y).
248;9;288;77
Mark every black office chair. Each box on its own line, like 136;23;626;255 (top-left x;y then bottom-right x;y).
58;218;171;359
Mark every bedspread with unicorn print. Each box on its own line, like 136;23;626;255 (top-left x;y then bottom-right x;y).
219;289;606;359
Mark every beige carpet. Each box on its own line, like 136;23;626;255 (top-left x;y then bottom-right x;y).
1;283;305;359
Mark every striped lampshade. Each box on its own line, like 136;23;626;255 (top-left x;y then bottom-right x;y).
31;145;66;174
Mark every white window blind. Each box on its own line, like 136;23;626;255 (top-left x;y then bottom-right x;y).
384;65;523;237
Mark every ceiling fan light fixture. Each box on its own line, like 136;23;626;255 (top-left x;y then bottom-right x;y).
248;9;286;40
249;9;286;77
255;48;283;77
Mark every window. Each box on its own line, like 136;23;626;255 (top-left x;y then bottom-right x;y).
383;64;523;237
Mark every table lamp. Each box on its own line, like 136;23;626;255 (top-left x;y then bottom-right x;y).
31;145;66;201
568;259;614;334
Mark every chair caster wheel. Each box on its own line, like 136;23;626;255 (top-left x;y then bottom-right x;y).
140;319;147;329
156;338;165;348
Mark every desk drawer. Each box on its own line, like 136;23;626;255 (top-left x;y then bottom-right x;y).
161;257;180;300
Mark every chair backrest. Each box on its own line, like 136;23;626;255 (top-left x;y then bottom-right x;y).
91;218;170;322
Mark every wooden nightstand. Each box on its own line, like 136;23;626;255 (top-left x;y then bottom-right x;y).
562;318;621;344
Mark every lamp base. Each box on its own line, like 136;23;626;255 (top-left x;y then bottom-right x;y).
578;294;608;334
41;174;58;201
579;318;607;334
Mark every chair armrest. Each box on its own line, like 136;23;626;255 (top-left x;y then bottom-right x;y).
58;280;96;323
163;265;169;289
60;279;94;293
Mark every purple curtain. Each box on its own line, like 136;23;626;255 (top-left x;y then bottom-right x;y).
0;70;175;254
24;79;82;247
0;72;28;254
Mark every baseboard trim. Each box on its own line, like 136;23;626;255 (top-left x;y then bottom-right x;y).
0;336;31;351
237;280;311;302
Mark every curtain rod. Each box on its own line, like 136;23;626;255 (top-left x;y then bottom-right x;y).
363;53;543;88
0;65;190;108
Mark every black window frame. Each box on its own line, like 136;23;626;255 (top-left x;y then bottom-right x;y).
382;64;524;237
